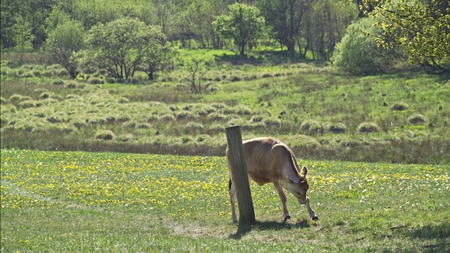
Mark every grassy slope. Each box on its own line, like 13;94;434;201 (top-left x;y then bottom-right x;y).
1;51;449;164
1;149;449;252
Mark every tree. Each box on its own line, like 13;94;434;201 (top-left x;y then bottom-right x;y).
13;16;35;64
212;3;265;56
138;26;176;80
361;0;450;73
47;20;85;78
185;58;210;94
85;18;150;79
257;0;308;53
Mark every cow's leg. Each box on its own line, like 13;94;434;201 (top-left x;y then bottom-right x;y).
229;178;238;222
299;197;319;221
273;182;290;222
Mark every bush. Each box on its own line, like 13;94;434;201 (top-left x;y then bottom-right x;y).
328;123;347;134
357;122;379;133
95;130;115;140
332;17;401;75
391;102;409;111
300;120;322;133
88;77;105;85
408;114;426;125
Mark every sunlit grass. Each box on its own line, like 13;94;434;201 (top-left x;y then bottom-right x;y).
1;149;449;252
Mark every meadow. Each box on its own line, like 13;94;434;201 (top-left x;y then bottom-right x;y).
1;50;449;164
1;149;449;252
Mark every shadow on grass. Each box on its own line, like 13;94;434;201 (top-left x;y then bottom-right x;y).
228;219;311;240
384;222;450;252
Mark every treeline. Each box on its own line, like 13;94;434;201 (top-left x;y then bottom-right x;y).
1;0;357;61
1;0;449;74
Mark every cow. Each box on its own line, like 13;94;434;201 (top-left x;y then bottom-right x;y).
226;137;319;222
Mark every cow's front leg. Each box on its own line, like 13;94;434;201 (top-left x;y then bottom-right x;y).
299;197;319;221
273;182;290;222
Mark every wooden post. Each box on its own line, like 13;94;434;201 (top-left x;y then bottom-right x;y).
225;126;255;224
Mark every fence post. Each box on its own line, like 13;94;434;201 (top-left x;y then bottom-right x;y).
225;126;255;224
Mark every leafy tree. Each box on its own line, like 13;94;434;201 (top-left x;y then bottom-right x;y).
85;18;150;79
47;20;85;79
212;3;265;56
185;58;210;94
138;26;177;80
361;0;450;73
257;0;308;53
332;17;400;75
13;16;35;64
307;0;356;61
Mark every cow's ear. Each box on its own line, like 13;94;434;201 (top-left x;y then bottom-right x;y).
302;166;308;177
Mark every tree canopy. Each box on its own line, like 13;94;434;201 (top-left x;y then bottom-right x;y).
361;0;450;73
212;3;266;56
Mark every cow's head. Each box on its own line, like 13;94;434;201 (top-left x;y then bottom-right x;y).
286;166;310;204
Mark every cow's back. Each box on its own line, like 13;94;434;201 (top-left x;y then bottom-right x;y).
242;137;286;185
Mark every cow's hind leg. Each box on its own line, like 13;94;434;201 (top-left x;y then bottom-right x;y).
229;178;237;222
273;182;290;222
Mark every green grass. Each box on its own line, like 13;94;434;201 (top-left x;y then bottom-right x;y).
1;149;449;252
1;51;449;164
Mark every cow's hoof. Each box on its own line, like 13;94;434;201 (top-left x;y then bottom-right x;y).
312;216;319;221
283;215;291;222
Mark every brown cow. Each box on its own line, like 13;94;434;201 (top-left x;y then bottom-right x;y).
226;137;319;222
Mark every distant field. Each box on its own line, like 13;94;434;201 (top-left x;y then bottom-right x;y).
1;149;449;252
1;51;449;164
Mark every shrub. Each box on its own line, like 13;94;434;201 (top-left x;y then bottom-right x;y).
234;105;252;115
264;118;281;127
88;77;105;85
9;94;31;103
328;123;347;134
357;122;379;133
160;114;175;121
66;81;78;89
122;121;137;128
300;120;321;132
176;111;190;120
137;123;151;129
207;112;226;121
391;102;409;111
18;100;38;108
261;73;272;78
147;115;159;122
186;122;204;130
250;115;264;123
332;17;401;75
408;114;426;125
95;130;115;140
53;79;65;85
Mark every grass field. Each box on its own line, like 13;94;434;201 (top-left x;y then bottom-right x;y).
1;149;449;252
1;51;449;164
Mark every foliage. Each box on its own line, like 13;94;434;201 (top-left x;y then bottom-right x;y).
12;16;35;64
332;17;402;75
84;18;176;80
361;0;450;73
212;3;266;56
85;18;150;79
137;26;176;80
47;20;85;79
